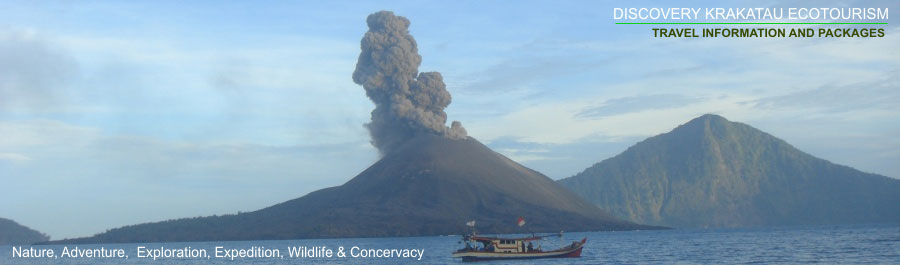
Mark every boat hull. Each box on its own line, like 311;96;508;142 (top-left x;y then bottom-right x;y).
453;238;585;262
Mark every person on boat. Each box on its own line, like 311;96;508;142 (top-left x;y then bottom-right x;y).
527;242;534;252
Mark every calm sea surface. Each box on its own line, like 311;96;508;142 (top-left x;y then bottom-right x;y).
2;223;898;264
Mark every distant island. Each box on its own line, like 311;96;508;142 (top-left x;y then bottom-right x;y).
0;217;49;245
558;114;900;228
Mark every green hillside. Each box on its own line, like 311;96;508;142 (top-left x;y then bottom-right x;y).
558;114;900;228
0;218;48;245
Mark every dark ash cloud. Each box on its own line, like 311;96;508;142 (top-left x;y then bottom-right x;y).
352;11;466;155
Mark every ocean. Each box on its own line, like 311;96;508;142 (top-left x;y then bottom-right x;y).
2;223;897;264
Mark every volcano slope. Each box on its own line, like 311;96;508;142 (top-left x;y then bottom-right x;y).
53;135;652;243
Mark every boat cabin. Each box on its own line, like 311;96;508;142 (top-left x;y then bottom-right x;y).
463;236;542;253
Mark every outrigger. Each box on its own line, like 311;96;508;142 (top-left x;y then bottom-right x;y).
452;232;587;262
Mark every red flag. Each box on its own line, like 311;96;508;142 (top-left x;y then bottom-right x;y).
517;217;525;227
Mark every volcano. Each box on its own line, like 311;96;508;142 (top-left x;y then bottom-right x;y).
53;135;650;243
47;10;654;244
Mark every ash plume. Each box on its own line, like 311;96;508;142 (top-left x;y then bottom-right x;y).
353;11;467;155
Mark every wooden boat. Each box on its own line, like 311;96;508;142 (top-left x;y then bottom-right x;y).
452;234;586;262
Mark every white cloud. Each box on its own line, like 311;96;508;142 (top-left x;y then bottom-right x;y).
494;147;564;163
467;92;757;144
0;119;100;148
0;152;31;162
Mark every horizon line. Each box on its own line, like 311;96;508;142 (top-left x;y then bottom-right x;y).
616;22;888;25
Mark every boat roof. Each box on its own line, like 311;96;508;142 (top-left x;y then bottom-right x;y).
469;236;542;242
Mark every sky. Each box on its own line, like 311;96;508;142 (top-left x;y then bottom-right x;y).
1;0;898;239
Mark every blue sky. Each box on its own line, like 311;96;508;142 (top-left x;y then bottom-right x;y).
1;1;898;239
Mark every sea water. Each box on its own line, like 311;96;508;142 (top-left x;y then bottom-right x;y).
2;223;897;264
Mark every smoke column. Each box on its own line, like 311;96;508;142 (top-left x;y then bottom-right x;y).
353;11;467;155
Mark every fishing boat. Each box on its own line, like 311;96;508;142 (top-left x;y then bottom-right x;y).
452;233;587;262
